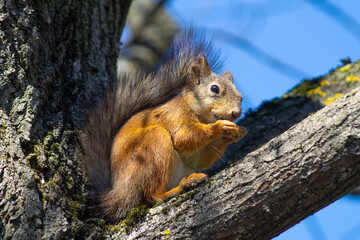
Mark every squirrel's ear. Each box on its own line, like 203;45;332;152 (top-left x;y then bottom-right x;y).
222;70;233;82
191;56;211;83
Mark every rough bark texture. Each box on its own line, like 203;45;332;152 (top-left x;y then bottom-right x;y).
0;0;131;239
112;87;360;240
1;0;360;239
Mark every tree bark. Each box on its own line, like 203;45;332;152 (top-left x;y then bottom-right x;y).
112;87;360;240
1;0;360;239
0;0;131;239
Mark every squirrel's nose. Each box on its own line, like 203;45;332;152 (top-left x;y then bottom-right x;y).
231;110;242;120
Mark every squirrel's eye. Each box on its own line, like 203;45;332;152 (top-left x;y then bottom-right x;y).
210;85;220;94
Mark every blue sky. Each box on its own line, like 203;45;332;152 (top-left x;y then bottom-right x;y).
163;0;360;239
166;0;360;111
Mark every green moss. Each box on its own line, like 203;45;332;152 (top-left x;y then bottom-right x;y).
65;199;84;220
43;195;51;202
33;174;46;205
42;131;54;151
107;224;126;234
18;125;88;237
173;190;198;207
0;122;6;138
108;205;151;233
26;153;40;172
161;207;170;214
179;190;186;195
65;176;75;189
286;79;318;97
72;193;86;204
50;143;60;152
153;201;164;208
204;177;214;184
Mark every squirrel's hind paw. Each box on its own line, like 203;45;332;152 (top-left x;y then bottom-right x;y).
180;173;208;190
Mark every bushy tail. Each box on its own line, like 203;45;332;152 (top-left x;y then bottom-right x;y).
80;70;187;195
80;27;223;220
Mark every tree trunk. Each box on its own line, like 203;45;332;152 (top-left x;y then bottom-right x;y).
0;0;131;239
112;87;360;240
1;0;360;239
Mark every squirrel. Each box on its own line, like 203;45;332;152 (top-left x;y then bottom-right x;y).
80;28;247;223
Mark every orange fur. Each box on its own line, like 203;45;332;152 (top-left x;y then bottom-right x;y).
81;29;247;223
101;57;246;221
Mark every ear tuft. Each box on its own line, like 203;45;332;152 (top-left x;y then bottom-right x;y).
191;56;212;80
222;70;233;82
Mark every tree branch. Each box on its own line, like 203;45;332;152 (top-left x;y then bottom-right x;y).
112;87;360;240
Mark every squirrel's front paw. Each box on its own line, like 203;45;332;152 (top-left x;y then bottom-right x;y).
214;120;247;141
180;173;208;190
234;126;247;141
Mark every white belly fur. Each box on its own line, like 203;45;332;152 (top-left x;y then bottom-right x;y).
166;150;201;191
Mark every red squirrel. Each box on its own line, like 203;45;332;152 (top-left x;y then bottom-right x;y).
81;28;247;222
